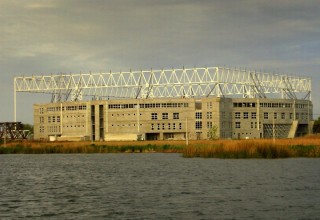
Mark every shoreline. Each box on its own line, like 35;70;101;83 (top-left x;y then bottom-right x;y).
1;136;320;158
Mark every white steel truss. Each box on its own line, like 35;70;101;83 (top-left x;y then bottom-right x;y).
14;67;312;101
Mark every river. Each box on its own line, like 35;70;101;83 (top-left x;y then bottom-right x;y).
1;154;319;219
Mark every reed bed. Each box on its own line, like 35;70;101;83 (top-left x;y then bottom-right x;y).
0;140;184;154
183;138;320;158
1;136;320;158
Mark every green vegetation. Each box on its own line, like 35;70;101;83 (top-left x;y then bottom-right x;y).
1;138;320;158
313;117;320;133
0;143;184;154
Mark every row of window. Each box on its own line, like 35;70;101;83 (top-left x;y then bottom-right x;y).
48;116;61;123
151;113;179;120
108;103;189;109
151;123;182;130
234;102;309;109
48;126;61;133
40;124;84;133
41;115;86;123
111;124;139;127
46;105;87;112
235;112;310;120
235;122;262;129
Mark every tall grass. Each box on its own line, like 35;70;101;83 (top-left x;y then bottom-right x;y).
1;137;320;158
182;141;320;158
0;141;184;154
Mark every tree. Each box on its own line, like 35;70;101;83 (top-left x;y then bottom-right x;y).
23;123;34;133
313;117;320;133
208;125;219;140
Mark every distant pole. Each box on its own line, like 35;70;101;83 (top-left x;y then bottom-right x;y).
14;79;17;122
273;111;275;144
4;123;7;147
186;117;188;146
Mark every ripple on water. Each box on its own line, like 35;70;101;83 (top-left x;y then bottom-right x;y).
0;154;320;219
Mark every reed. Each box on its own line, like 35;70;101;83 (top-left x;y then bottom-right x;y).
0;141;184;154
182;140;320;158
1;136;320;158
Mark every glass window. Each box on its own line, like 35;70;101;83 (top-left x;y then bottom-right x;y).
173;113;179;119
151;113;158;120
235;122;241;128
195;112;202;119
195;121;202;130
235;112;240;119
162;113;168;119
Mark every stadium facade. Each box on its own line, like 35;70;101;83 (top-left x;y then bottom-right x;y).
14;67;313;141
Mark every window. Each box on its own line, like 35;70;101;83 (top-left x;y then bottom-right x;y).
195;121;202;130
168;123;171;130
264;112;268;119
235;122;241;128
173;123;176;130
251;122;254;129
207;102;212;109
251;112;256;119
296;113;299;119
207;112;212;119
162;113;168;119
162;123;165;130
274;112;277;119
243;112;248;119
290;113;293;119
165;133;174;139
151;113;158;120
179;123;182;130
151;124;154;130
207;121;213;129
173;113;179;119
48;116;51;123
195;112;202;119
157;123;160;130
235;112;240;119
52;116;56;123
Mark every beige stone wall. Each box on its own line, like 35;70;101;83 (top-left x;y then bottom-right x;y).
33;97;313;141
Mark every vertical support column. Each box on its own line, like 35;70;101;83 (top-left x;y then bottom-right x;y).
293;100;296;120
14;78;17;122
137;100;140;133
257;99;260;131
91;104;95;141
60;103;63;134
99;104;104;141
185;116;188;146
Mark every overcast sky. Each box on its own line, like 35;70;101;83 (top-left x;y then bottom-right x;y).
1;0;320;124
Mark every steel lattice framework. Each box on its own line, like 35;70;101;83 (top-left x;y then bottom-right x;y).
14;67;311;101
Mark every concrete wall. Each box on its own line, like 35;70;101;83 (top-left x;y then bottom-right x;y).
33;97;313;141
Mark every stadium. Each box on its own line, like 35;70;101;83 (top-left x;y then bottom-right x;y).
14;66;313;141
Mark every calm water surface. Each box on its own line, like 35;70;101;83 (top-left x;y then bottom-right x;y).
1;154;320;219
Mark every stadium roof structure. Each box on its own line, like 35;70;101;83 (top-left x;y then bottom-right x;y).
14;66;311;102
13;66;312;121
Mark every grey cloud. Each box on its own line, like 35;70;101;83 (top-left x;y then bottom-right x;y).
1;0;320;123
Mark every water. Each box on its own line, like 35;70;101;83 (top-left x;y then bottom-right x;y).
1;154;320;219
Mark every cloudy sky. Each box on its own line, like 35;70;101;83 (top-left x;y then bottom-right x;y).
1;0;320;124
